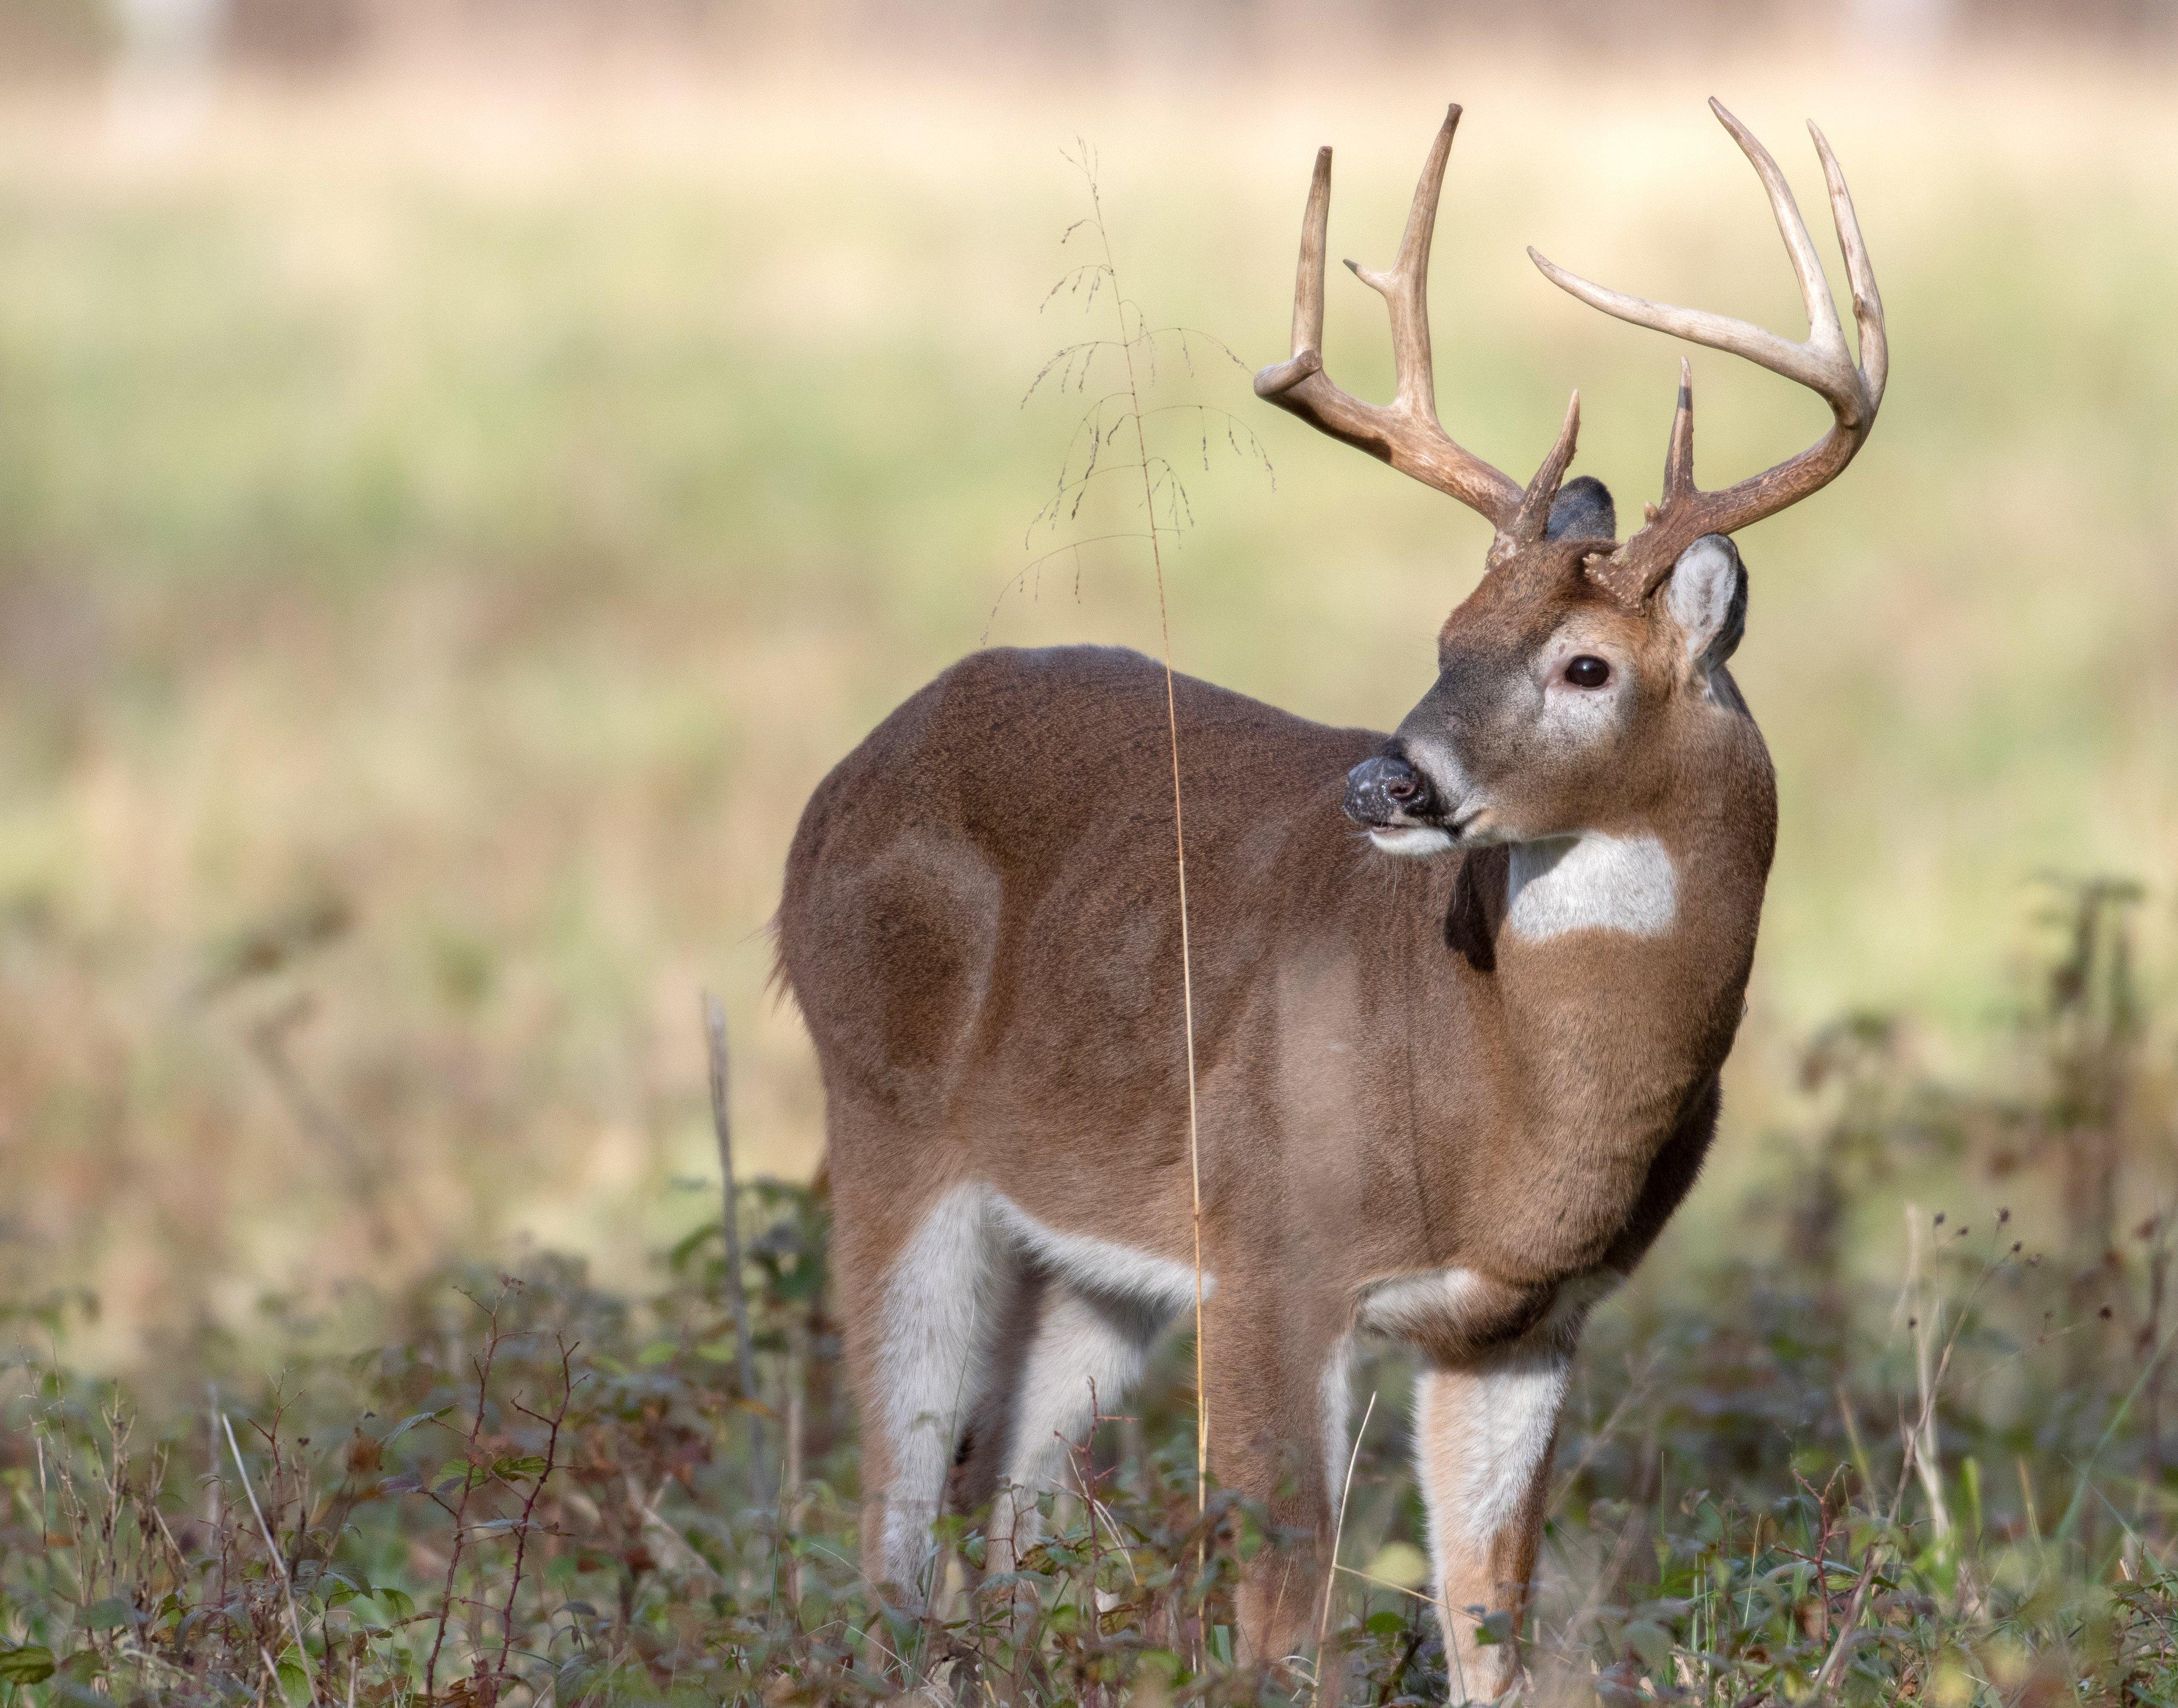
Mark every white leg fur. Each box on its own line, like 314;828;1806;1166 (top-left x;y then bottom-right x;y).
874;1185;1004;1601
1414;1344;1573;1705
987;1285;1157;1575
1319;1332;1356;1510
988;1192;1209;1314
1417;1350;1569;1550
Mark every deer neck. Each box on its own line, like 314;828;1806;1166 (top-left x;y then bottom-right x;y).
1385;791;1770;1282
1451;776;1775;1153
1501;832;1681;942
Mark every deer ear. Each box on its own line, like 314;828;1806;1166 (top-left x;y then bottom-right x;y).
1663;533;1747;674
1546;475;1616;542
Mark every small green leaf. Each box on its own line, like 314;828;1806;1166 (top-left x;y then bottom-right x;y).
59;1647;105;1683
1364;1540;1430;1589
318;1567;368;1605
79;1596;135;1631
384;1407;451;1445
492;1454;550;1481
1619;1616;1672;1670
0;1645;55;1685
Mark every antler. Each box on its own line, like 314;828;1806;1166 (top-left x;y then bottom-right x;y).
1254;106;1582;554
1530;99;1888;604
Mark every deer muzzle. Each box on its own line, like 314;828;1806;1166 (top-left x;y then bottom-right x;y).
1344;752;1438;828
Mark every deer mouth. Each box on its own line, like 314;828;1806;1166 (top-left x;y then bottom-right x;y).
1347;751;1493;856
1367;824;1457;856
1371;804;1491;855
1445;804;1496;842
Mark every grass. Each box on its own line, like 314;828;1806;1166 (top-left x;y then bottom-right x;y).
3;881;2175;1702
0;38;2175;1705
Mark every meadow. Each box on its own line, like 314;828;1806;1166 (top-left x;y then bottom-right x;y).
0;40;2175;1705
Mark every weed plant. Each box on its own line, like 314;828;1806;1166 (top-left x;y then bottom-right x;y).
3;884;2175;1705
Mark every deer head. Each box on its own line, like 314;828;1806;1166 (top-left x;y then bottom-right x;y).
1256;102;1886;856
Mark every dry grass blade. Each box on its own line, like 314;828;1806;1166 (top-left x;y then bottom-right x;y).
220;1412;320;1707
705;989;758;1408
1314;1389;1377;1705
1020;137;1277;1526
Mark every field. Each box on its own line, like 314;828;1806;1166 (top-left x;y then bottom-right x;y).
1;39;2176;1706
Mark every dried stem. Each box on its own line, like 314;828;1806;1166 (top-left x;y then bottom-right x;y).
1045;141;1212;1514
220;1412;319;1706
424;1295;506;1699
491;1337;577;1683
703;990;758;1409
1315;1389;1377;1705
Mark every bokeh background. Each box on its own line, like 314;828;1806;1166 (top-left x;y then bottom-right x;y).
2;0;2174;1358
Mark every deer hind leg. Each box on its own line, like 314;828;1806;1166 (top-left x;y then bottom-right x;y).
1413;1340;1573;1705
979;1282;1163;1577
1204;1306;1345;1678
854;1183;1006;1608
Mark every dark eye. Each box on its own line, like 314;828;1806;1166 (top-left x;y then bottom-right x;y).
1565;654;1611;689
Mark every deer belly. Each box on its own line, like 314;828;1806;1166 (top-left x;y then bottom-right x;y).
987;1190;1213;1318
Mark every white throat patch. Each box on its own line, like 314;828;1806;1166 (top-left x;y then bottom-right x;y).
1505;833;1678;942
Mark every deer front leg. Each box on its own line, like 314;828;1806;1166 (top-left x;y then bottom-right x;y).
1413;1338;1572;1704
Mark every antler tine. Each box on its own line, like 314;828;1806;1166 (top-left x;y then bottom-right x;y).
1530;101;1887;602
1526;101;1867;416
1712;99;1850;374
1255;146;1331;399
1505;391;1584;547
1661;357;1694;508
1810;120;1889;413
1255;107;1527;530
1347;106;1456;419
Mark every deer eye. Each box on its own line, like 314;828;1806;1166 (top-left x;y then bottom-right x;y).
1565;655;1611;689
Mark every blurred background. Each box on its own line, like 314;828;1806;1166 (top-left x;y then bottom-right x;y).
1;0;2173;1359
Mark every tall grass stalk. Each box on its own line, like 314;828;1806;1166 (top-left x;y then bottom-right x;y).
1022;140;1272;1524
1095;168;1213;1517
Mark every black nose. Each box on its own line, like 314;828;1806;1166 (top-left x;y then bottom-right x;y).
1344;754;1435;827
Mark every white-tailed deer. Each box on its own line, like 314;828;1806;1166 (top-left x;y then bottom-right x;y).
777;98;1884;1700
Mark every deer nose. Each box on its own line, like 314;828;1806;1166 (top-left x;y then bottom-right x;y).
1344;754;1436;826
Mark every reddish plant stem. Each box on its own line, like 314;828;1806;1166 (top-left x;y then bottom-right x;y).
426;1298;506;1699
493;1338;577;1684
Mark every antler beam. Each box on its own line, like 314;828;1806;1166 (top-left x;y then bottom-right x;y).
1255;107;1580;544
1529;98;1888;602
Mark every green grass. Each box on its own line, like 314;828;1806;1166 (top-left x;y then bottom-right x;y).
0;39;2172;1438
3;933;2175;1702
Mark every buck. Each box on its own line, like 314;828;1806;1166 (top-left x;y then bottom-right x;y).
777;98;1884;1700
